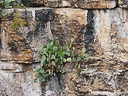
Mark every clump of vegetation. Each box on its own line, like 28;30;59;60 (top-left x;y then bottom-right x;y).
33;38;89;83
0;0;26;28
44;3;49;7
0;0;25;8
11;13;27;30
0;0;25;18
0;0;11;18
0;0;12;9
16;3;25;8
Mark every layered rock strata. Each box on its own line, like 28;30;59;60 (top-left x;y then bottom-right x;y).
22;0;117;9
1;5;128;96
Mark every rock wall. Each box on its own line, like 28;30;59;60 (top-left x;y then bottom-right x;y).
1;0;128;96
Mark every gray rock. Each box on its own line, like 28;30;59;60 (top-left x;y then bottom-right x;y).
21;0;117;9
22;0;44;7
118;0;128;8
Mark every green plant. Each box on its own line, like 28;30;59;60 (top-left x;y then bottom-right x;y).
10;12;27;29
15;3;25;8
0;0;13;8
0;0;25;8
33;38;89;83
44;3;49;7
0;0;25;18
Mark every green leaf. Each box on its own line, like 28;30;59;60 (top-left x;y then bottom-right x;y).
43;61;46;66
2;11;7;16
48;70;51;74
4;3;12;8
33;68;37;73
72;58;76;62
58;51;64;57
47;43;51;49
42;55;46;61
71;38;74;43
11;0;15;1
67;58;72;62
62;68;66;73
55;58;58;62
50;42;53;46
41;58;46;66
40;77;46;82
43;48;48;54
53;47;58;51
53;39;58;45
73;47;75;51
39;50;43;55
84;53;88;58
34;78;37;83
62;46;66;50
70;43;72;48
5;0;10;3
52;61;55;66
35;73;39;77
57;65;60;69
48;39;52;43
61;57;63;64
47;57;50;62
51;55;55;59
44;74;49;77
82;48;86;53
66;46;70;51
38;67;42;71
63;58;67;63
87;57;89;61
41;55;46;66
63;51;70;56
77;57;81;61
40;69;45;74
78;64;80;69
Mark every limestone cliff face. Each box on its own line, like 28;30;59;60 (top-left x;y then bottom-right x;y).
22;0;117;9
1;0;128;96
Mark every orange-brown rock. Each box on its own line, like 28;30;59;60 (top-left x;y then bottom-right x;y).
51;8;87;51
22;0;117;9
1;7;128;96
0;9;55;63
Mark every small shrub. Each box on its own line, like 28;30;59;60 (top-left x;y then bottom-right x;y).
33;38;89;83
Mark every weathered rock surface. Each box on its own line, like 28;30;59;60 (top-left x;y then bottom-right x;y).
1;7;128;96
68;0;117;9
22;0;117;9
0;8;54;63
0;62;42;96
50;8;128;96
51;8;87;51
118;0;128;8
22;0;44;7
82;8;128;95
